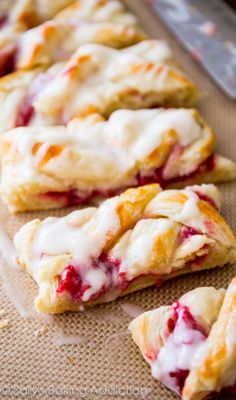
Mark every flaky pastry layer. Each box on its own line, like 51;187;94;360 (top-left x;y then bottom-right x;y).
14;184;236;314
129;278;236;399
0;40;198;133
1;108;235;213
0;0;144;77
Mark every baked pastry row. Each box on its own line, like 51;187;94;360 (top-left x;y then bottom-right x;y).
1;108;235;212
0;0;144;77
130;278;236;399
0;40;197;134
0;0;74;29
0;0;75;75
14;183;236;314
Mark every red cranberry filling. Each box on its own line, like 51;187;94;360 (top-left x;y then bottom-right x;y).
163;302;208;393
0;15;8;29
56;255;122;302
43;188;118;208
15;100;34;127
56;265;90;300
194;190;217;209
172;301;207;337
167;316;177;334
169;369;189;394
179;226;201;243
0;45;16;77
43;189;89;207
136;154;216;188
40;152;216;208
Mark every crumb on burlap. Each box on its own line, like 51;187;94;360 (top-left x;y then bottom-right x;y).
67;355;75;364
0;319;9;329
34;325;48;337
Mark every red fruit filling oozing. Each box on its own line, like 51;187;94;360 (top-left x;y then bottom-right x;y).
56;265;92;300
169;369;189;394
163;301;208;394
0;15;8;29
178;226;210;268
172;301;207;337
40;144;216;208
15;100;35;127
42;188;118;208
43;189;89;207
0;45;16;77
179;226;201;243
193;190;218;209
56;255;123;302
57;265;82;298
136;154;216;188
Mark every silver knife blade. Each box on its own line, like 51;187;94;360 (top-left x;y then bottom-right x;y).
145;0;236;99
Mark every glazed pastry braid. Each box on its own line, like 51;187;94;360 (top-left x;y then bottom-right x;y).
0;0;144;77
55;0;138;26
14;184;236;314
0;0;75;76
129;277;236;399
1;108;235;212
0;0;74;29
0;40;197;133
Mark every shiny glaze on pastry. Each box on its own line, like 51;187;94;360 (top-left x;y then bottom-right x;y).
14;184;236;313
129;278;236;399
0;40;197;134
0;0;144;77
1;108;235;212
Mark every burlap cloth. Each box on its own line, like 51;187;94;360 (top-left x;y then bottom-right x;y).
0;1;235;399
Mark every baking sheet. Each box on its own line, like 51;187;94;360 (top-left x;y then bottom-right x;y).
0;1;235;399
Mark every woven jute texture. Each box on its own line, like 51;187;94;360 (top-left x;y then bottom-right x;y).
0;1;235;399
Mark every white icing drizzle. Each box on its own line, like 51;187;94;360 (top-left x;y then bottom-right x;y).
34;218;96;263
33;198;120;265
81;268;107;301
105;330;130;348
151;305;206;394
5;108;204;191
0;224;18;270
120;302;145;318
85;308;123;324
175;189;202;223
32;40;175;120
31;198;121;300
0;224;33;317
0;223;54;322
187;183;221;210
0;269;33;318
115;218;175;279
56;0;138;26
53;328;88;346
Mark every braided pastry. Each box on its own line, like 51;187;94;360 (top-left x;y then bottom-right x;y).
1;108;235;212
0;0;144;77
129;277;236;399
0;40;197;133
0;0;75;76
14;184;236;313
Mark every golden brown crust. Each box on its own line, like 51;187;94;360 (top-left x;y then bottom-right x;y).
1;108;235;213
183;278;236;400
129;278;236;400
14;184;236;314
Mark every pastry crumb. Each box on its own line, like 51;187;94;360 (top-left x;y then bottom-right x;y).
0;319;9;329
34;325;47;337
67;355;75;364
